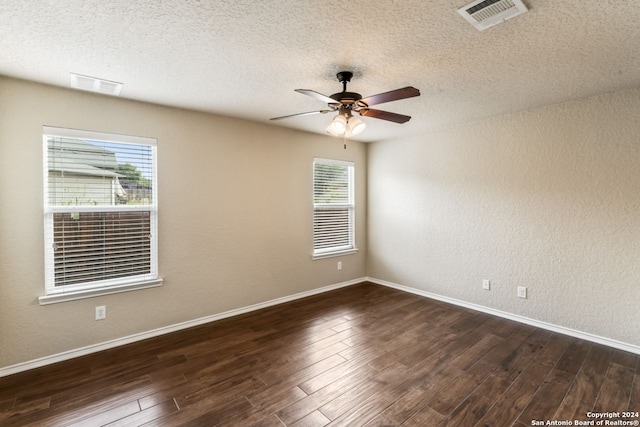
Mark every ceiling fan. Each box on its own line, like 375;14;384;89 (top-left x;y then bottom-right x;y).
270;71;420;137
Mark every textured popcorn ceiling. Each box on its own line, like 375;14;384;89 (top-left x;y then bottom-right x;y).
1;0;639;142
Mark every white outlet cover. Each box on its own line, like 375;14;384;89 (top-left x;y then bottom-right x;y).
95;305;106;320
517;286;527;299
482;279;490;290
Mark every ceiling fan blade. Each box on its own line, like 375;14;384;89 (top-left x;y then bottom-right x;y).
270;110;332;120
295;89;337;104
359;109;412;124
358;86;420;107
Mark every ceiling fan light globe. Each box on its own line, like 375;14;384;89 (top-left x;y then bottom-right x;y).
348;116;366;135
326;124;342;136
330;115;347;134
351;122;366;135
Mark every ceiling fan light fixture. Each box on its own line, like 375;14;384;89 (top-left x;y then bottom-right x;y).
326;123;342;137
348;116;366;135
329;114;347;134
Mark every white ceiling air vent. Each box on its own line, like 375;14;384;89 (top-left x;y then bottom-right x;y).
70;73;123;96
457;0;528;31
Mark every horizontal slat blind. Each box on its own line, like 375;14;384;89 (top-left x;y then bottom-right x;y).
52;212;151;286
313;159;354;255
313;207;352;250
44;127;158;292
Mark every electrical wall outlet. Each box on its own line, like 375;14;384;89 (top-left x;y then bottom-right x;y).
337;261;342;270
517;286;527;299
482;279;490;290
95;305;106;320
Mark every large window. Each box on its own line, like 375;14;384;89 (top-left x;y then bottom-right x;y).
313;158;356;258
41;127;161;304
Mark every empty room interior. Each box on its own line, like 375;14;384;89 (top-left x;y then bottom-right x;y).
0;1;639;426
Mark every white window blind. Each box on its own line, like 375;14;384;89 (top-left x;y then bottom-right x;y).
42;127;160;301
313;158;355;257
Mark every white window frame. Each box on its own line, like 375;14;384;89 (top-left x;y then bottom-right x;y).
312;158;357;259
40;126;162;304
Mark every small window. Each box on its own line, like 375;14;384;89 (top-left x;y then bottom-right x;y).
40;127;161;304
313;158;357;258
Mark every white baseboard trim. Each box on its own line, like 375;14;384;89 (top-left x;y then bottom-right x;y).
0;277;365;378
366;277;640;356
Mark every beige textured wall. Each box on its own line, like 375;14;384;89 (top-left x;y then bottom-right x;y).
0;77;367;368
367;87;640;347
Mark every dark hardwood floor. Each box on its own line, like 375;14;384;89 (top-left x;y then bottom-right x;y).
1;282;638;426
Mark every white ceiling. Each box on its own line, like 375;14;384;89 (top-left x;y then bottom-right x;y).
1;0;639;142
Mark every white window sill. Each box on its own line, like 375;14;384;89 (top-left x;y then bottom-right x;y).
312;248;359;260
38;278;163;305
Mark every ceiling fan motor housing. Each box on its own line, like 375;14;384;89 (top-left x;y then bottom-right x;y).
330;92;362;105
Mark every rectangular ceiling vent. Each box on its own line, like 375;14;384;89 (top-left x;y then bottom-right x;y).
70;73;123;96
457;0;528;31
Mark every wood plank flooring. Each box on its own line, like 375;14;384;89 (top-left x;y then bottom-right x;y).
1;282;638;426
